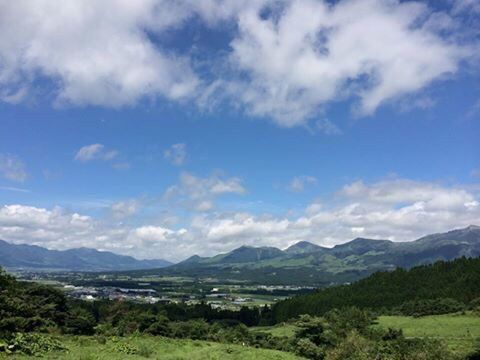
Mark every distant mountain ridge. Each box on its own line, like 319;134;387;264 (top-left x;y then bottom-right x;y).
152;225;480;285
285;241;327;255
0;240;172;271
2;225;480;280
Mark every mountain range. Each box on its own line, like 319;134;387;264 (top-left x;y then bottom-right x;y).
143;225;480;285
0;240;172;272
1;225;479;282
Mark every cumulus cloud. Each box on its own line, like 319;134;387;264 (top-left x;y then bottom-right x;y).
164;172;246;211
0;0;475;126
187;178;480;252
339;179;477;210
164;143;187;166
220;0;471;126
0;177;478;261
74;144;118;162
0;204;187;260
0;205;94;249
288;175;318;192
0;0;200;107
0;154;28;182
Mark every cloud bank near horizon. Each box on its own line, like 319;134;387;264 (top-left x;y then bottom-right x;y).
0;176;478;261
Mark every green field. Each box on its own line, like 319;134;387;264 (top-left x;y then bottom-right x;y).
252;314;480;357
252;324;299;338
1;336;302;360
377;314;480;356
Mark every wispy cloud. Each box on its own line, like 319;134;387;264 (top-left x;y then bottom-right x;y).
0;154;28;182
164;143;187;166
0;186;30;193
74;144;118;163
288;176;318;192
316;119;342;135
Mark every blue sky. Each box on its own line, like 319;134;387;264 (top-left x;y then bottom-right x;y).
0;0;479;261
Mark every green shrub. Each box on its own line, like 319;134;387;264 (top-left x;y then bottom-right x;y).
0;333;66;356
295;338;325;360
64;307;96;335
114;341;139;355
138;343;155;358
326;331;371;360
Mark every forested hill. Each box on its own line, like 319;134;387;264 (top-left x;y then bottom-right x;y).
272;256;480;322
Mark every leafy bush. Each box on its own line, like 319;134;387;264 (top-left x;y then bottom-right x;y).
0;333;66;356
114;341;139;355
64;307;97;335
327;331;456;360
295;338;325;360
137;343;155;358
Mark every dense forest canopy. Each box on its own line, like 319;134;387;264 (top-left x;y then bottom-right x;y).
272;257;480;322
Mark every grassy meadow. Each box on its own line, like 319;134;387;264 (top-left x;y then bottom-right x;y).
252;313;480;357
1;335;302;360
377;313;480;356
252;324;299;338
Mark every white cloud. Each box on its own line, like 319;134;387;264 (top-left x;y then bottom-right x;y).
221;0;470;126
1;177;477;261
74;144;118;162
0;205;94;248
0;154;28;182
188;178;480;251
0;0;200;107
288;175;317;192
164;143;187;166
164;172;246;211
452;0;480;15
339;179;477;211
0;0;475;126
111;199;141;219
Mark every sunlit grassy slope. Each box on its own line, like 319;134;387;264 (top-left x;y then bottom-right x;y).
253;313;480;357
377;314;480;356
3;335;302;360
251;324;299;338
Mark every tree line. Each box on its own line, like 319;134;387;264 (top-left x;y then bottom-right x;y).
271;256;480;322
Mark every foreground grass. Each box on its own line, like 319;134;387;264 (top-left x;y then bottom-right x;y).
2;335;302;360
377;313;480;356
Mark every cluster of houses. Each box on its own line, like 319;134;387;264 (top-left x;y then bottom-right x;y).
64;285;171;304
64;284;259;309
